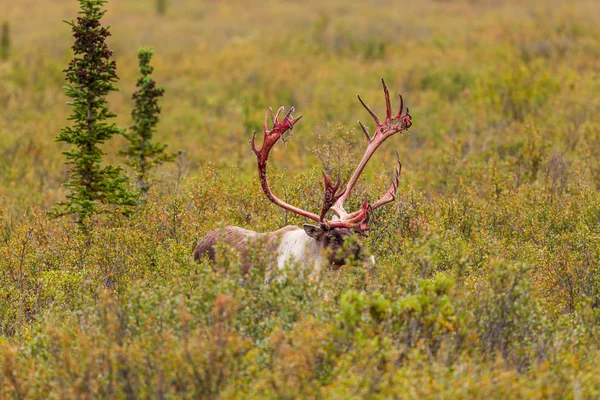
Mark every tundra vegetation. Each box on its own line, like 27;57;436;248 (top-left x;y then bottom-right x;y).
0;0;599;398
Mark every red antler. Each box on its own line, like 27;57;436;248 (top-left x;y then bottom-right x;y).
319;171;346;221
330;79;411;225
250;106;320;222
370;152;402;210
251;79;411;231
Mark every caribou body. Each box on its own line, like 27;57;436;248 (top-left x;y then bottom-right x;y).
194;79;412;275
194;224;366;274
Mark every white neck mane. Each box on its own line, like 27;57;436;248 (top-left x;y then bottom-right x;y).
276;229;325;273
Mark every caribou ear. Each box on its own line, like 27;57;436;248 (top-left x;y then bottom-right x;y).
303;224;324;239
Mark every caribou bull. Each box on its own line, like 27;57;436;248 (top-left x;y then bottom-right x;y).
194;79;412;275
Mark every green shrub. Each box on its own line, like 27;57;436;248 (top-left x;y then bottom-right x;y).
475;61;560;121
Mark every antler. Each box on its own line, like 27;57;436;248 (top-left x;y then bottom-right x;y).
251;79;411;231
370;152;402;210
250;106;321;222
330;79;411;224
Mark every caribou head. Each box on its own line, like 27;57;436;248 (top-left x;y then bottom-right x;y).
194;79;412;276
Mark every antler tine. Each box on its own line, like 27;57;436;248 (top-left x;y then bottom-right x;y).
357;94;381;126
283;106;296;124
264;107;272;132
397;93;404;117
329;197;369;228
358;121;372;143
272;106;285;124
250;131;258;154
382;78;392;119
251;106;318;222
320;170;346;221
370;153;402;210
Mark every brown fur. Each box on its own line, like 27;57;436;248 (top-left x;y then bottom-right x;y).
194;226;297;273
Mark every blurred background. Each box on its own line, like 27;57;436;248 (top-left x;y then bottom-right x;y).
1;0;598;215
0;0;600;223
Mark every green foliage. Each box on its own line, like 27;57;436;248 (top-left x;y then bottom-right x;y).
121;47;176;196
0;21;9;61
156;0;167;16
53;0;136;225
475;61;560;121
395;274;459;358
474;261;542;369
419;67;476;100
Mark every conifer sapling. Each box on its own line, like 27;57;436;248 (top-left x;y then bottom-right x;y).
54;0;136;224
121;47;176;196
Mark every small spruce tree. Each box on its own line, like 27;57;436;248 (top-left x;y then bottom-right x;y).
1;21;9;61
54;0;136;225
121;47;176;196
